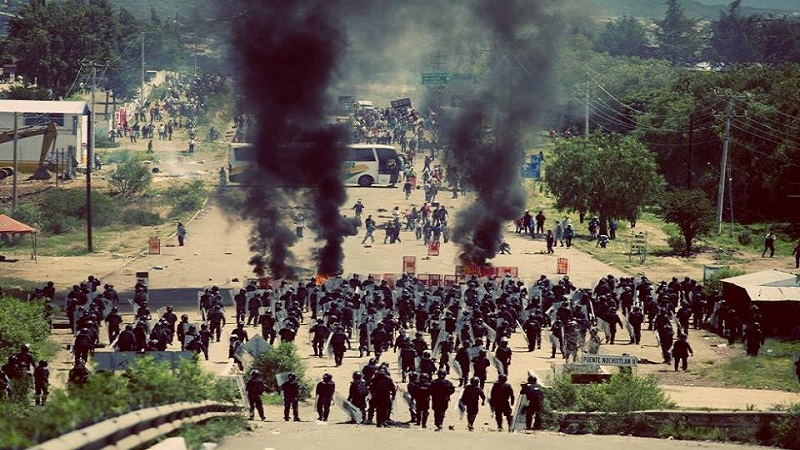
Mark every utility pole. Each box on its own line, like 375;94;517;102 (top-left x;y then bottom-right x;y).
140;32;145;104
83;60;107;252
88;64;97;252
11;112;18;214
715;98;733;235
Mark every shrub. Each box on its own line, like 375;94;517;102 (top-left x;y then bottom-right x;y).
249;342;311;399
39;188;86;219
80;190;121;227
0;295;56;364
108;159;153;198
736;231;753;246
6;203;45;230
773;404;800;449
0;355;236;449
704;267;747;296
120;208;163;227
179;416;247;450
42;214;81;235
546;371;675;413
161;180;206;216
667;233;686;254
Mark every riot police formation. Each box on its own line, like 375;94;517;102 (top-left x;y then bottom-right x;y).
15;268;770;424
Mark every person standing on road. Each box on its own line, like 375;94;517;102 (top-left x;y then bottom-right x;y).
361;215;376;245
762;232;776;257
246;370;267;421
369;369;396;427
546;230;555;254
208;305;226;342
310;318;329;357
280;373;302;421
429;369;456;431
490;373;515;431
315;373;336;421
744;322;765;357
218;167;227;187
670;333;693;371
534;211;546;236
177;222;187;246
519;375;544;430
792;241;800;268
460;377;486;431
347;371;369;423
353;199;365;221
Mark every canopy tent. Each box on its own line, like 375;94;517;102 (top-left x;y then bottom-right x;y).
0;214;37;260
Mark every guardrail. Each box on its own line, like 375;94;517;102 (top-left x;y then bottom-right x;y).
30;401;241;450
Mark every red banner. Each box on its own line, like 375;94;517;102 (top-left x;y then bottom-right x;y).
443;275;458;286
428;241;440;256
429;274;442;287
416;274;430;286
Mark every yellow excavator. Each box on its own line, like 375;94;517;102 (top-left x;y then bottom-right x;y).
0;121;58;180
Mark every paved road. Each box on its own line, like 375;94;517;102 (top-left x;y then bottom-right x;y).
217;421;769;450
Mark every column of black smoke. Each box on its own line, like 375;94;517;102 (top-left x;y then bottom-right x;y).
230;0;356;278
441;0;561;266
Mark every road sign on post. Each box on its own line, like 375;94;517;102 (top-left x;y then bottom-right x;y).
581;354;638;366
556;257;569;275
148;237;160;254
403;256;417;274
421;72;450;85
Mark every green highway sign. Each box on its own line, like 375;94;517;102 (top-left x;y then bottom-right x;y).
421;72;450;85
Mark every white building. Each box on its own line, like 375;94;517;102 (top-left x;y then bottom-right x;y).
0;100;90;173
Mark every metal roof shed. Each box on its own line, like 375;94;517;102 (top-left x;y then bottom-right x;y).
0;100;90;115
720;269;800;336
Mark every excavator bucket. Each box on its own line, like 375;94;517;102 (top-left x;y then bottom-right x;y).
32;166;52;180
31;122;58;180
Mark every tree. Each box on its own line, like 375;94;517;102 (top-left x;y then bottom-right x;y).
707;0;764;67
108;159;152;198
1;83;54;100
545;133;664;236
654;0;704;66
656;189;714;254
596;15;651;58
2;1;183;99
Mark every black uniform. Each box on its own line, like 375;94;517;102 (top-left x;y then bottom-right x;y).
33;361;49;405
490;380;515;429
519;382;544;430
429;375;455;430
246;373;266;420
316;379;336;421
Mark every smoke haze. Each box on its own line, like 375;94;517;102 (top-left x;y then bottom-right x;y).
225;0;565;275
436;0;564;265
230;0;352;278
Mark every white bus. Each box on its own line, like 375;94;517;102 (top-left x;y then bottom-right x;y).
228;142;402;187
